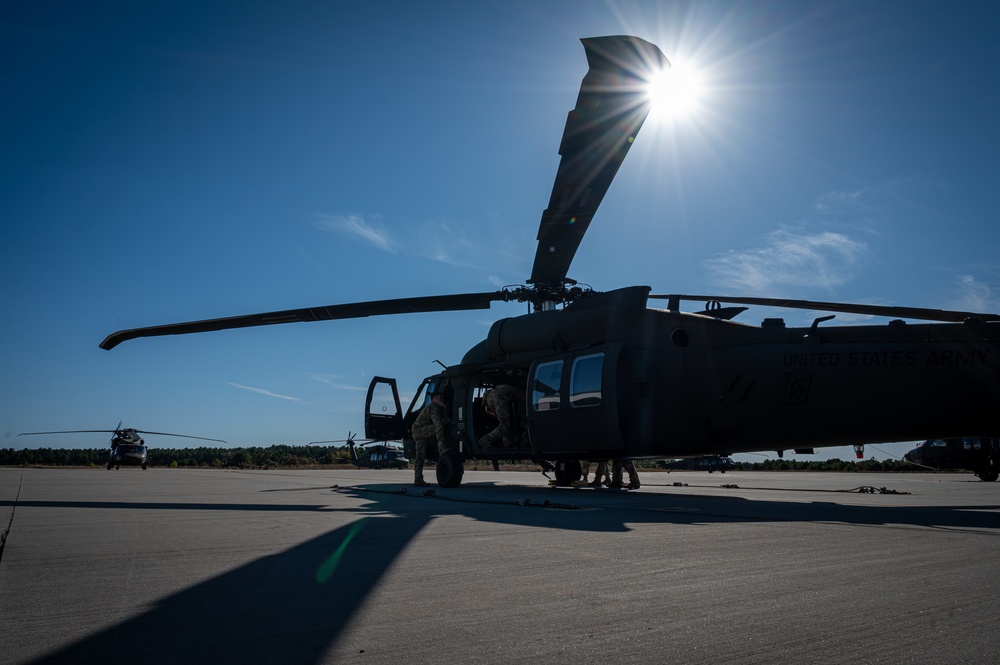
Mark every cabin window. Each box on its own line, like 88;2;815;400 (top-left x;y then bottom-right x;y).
532;360;563;412
570;353;603;408
370;381;402;417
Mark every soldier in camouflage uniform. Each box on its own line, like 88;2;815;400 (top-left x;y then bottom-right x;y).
410;391;450;487
609;459;640;489
478;384;522;449
589;460;611;487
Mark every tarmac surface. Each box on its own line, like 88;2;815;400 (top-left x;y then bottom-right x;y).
1;467;998;664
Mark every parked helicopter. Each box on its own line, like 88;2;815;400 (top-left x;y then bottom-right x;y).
99;35;1000;489
309;432;409;470
657;456;739;473
19;423;227;469
903;438;999;482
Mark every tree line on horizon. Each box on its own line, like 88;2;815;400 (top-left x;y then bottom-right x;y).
0;445;935;473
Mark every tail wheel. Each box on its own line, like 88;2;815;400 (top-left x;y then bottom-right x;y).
976;466;999;482
436;451;465;488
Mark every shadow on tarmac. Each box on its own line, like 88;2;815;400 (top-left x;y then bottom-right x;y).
11;480;998;665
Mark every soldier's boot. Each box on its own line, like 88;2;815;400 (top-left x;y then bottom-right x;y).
608;464;624;489
414;476;430;487
627;477;641;489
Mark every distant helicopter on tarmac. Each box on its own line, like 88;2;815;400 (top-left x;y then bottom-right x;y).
19;423;227;470
309;432;409;470
904;438;999;482
657;456;739;473
100;35;1000;489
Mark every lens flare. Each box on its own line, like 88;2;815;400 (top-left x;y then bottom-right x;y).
646;61;704;121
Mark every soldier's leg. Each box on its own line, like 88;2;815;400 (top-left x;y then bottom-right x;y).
591;461;607;486
479;427;502;449
414;439;426;484
625;460;640;489
581;461;592;482
610;460;624;488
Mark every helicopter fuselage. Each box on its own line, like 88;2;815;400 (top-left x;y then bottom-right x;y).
369;286;1000;479
108;431;149;469
108;444;148;469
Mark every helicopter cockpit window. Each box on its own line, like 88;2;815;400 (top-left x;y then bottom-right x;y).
532;360;563;412
570;353;603;408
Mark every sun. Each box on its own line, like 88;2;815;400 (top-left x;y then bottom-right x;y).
645;60;705;122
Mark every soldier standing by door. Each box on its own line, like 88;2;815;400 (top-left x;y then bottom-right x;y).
410;391;450;487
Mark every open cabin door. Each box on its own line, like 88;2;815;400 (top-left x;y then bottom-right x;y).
365;376;404;441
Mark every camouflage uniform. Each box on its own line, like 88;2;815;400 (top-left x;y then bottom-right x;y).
590;460;611;486
479;384;522;449
610;459;640;489
411;398;450;485
582;460;610;485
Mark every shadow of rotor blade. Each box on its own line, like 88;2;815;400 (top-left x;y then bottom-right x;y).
30;514;429;665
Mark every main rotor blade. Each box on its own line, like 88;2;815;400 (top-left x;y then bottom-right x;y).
529;35;668;288
134;431;228;443
650;294;1000;323
100;291;505;350
19;430;118;436
19;429;226;443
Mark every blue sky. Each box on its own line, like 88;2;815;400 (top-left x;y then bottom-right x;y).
3;1;999;463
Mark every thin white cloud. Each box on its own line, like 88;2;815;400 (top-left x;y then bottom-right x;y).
705;228;867;293
315;214;396;253
308;374;367;391
225;382;308;404
954;275;997;313
814;188;864;215
314;212;519;276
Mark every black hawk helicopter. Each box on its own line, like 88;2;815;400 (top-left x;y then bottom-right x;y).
903;438;999;482
657;456;739;473
308;432;409;470
99;35;1000;488
19;423;227;470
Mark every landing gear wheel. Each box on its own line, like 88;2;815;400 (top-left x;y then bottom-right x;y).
436;451;465;488
976;466;999;482
553;460;582;486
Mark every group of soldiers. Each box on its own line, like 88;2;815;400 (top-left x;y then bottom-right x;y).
409;385;639;490
410;385;523;486
581;459;641;489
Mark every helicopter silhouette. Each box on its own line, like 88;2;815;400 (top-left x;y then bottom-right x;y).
308;432;409;470
657;455;739;473
99;35;1000;488
903;437;999;482
19;422;227;470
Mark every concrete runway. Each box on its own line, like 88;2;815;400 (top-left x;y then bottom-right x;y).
1;467;997;664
